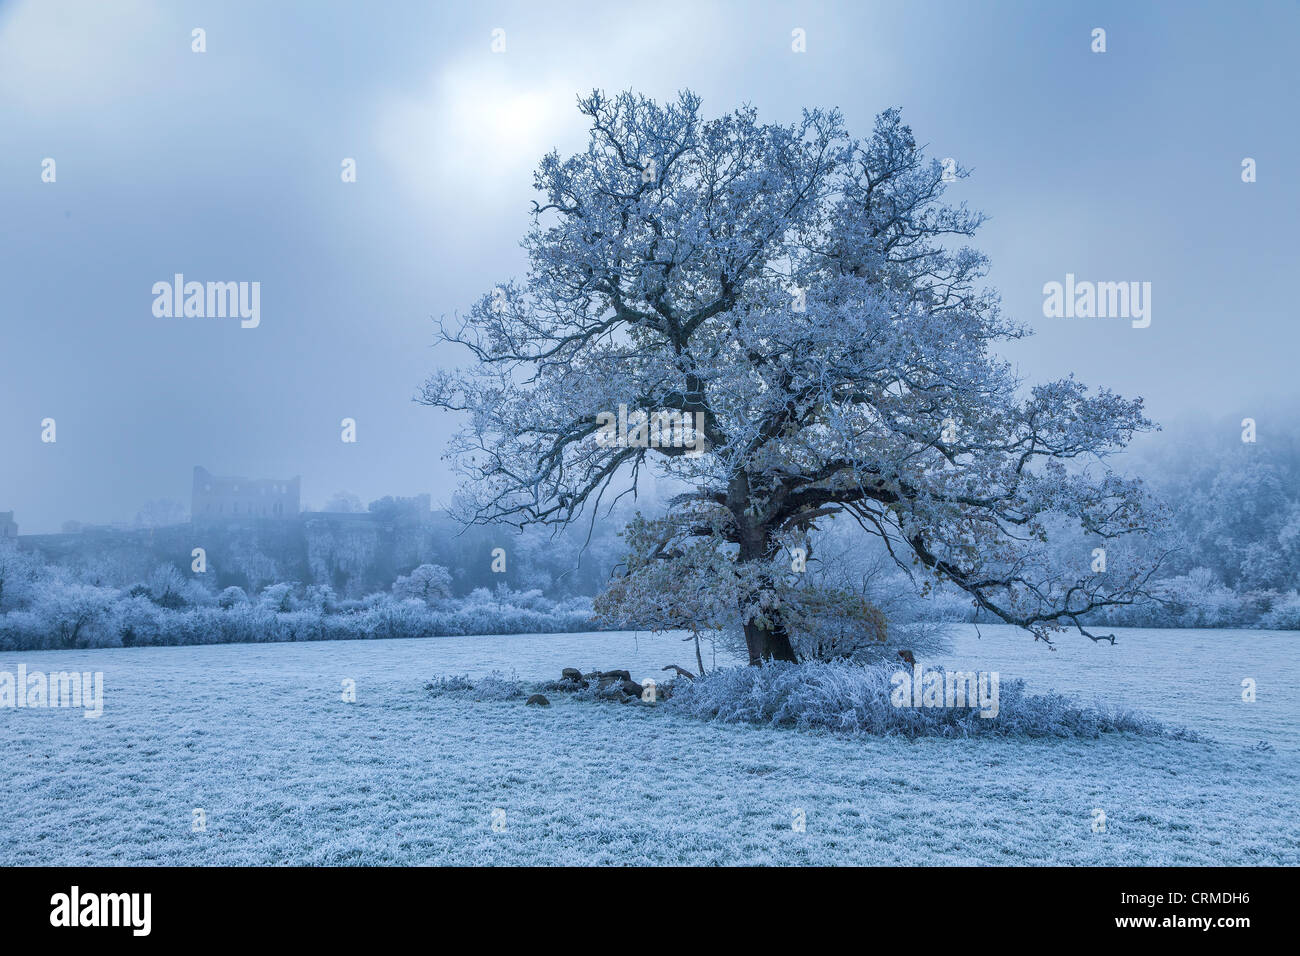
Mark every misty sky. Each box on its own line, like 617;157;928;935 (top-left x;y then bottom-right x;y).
2;0;1297;533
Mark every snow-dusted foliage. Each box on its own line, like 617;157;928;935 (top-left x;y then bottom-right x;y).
0;541;41;612
392;563;453;604
420;90;1167;662
0;569;596;650
666;661;1198;740
258;582;296;613
781;528;954;663
1131;425;1300;593
1262;592;1300;630
1074;570;1297;630
424;671;526;701
217;585;250;609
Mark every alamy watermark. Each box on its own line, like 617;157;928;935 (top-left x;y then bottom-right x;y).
0;665;103;718
1042;274;1151;328
152;274;260;328
594;404;707;457
890;664;999;718
50;886;150;936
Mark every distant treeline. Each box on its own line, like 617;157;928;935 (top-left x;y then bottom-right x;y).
3;419;1299;650
0;555;596;651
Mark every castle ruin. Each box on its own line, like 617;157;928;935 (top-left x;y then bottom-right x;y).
192;466;300;524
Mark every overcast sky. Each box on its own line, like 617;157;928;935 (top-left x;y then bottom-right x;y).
2;0;1297;532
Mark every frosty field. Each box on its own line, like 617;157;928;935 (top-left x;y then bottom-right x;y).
1;626;1296;866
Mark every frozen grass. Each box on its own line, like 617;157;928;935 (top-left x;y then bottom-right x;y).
0;626;1296;865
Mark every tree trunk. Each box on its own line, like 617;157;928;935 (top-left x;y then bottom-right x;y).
744;618;798;665
729;472;799;665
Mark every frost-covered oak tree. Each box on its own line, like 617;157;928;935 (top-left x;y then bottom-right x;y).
420;90;1166;663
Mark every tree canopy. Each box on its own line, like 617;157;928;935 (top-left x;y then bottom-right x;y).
420;89;1166;662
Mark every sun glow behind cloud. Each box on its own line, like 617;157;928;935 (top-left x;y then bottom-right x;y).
376;64;579;206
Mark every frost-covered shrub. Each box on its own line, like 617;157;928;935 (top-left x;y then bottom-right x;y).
497;587;550;612
782;546;959;664
258;583;296;613
392;564;452;605
0;541;41;611
424;674;476;694
274;610;327;642
146;564;188;609
1262;591;1300;630
26;583;120;649
0;610;43;651
206;603;276;644
0;575;595;649
110;593;166;646
786;616;954;667
355;598;435;641
439;594;593;636
217;586;249;609
181;578;216;607
666;660;1198;740
1149;569;1256;628
155;608;209;645
425;671;525;700
921;589;979;622
302;584;339;614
